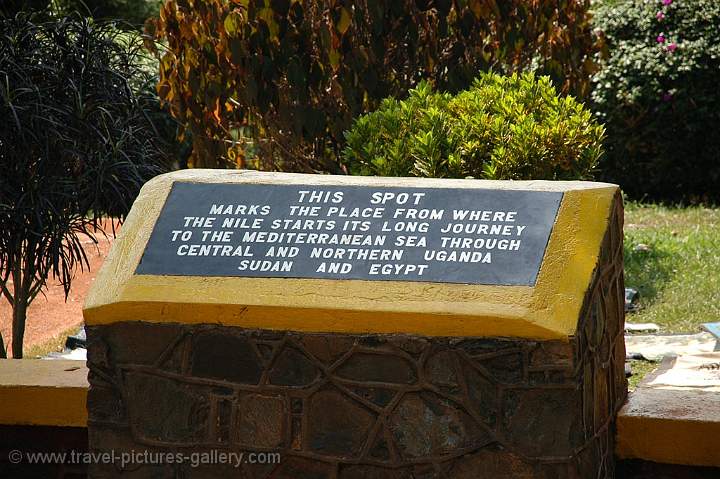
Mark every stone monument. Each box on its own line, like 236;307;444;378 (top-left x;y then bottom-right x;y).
84;170;626;478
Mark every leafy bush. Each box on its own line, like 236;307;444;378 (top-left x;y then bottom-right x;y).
54;0;162;27
1;0;161;26
136;71;193;168
0;14;170;357
151;0;598;170
342;72;604;180
592;0;720;202
0;0;50;17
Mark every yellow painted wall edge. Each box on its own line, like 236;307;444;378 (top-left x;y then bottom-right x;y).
83;170;618;341
0;386;87;427
617;406;720;467
0;360;88;427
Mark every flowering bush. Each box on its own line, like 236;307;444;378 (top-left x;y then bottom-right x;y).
592;0;720;201
343;72;604;180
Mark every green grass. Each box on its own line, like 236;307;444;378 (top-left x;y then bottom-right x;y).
25;324;83;358
627;359;659;391
624;202;720;333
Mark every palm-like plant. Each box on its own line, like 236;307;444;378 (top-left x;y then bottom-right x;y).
0;13;169;357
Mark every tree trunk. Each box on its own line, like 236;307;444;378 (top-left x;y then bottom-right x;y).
0;332;6;359
11;295;28;359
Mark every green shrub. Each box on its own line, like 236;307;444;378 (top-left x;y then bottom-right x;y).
592;0;720;202
342;72;604;180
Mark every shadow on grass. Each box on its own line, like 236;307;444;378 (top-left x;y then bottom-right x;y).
623;239;675;305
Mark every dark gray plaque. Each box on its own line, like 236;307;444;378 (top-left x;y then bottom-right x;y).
136;182;563;285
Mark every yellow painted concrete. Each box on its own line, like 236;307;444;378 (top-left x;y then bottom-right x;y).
617;388;720;467
617;353;720;467
0;359;88;427
84;170;618;340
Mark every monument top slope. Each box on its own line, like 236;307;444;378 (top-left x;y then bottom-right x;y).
84;169;619;340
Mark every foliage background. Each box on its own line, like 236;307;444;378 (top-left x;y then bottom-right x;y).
592;0;720;202
53;0;162;27
151;0;598;171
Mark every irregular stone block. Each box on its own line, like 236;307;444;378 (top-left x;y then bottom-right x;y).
388;391;488;458
307;388;375;457
269;347;321;387
191;332;262;384
336;352;416;384
236;394;287;448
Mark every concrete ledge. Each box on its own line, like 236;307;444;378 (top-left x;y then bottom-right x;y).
0;359;88;427
617;354;720;468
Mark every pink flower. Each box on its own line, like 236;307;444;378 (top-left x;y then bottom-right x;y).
657;33;666;43
656;11;665;20
662;92;673;102
667;42;678;52
662;0;672;5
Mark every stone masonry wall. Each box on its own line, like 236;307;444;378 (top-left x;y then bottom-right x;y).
86;194;626;478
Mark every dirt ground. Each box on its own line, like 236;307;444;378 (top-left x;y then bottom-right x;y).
0;221;117;357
